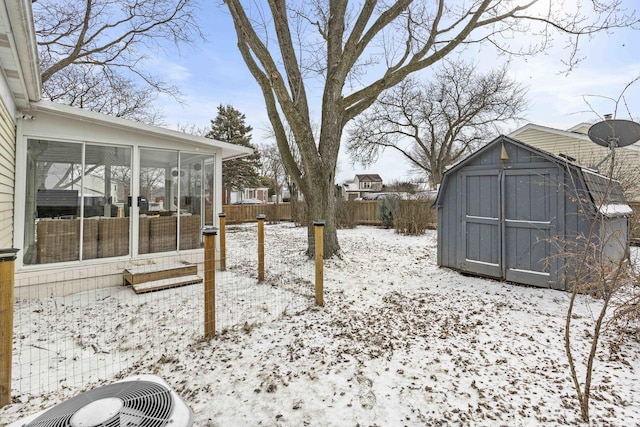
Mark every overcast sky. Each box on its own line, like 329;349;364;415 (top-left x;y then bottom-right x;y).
149;3;640;185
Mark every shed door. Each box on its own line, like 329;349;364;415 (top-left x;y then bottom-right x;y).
460;171;502;278
503;169;558;287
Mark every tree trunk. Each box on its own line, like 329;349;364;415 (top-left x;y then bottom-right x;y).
299;121;341;258
303;175;339;258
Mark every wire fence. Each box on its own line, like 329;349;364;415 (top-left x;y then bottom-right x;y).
215;222;316;333
4;221;316;398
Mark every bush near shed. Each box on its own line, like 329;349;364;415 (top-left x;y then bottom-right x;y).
394;199;436;235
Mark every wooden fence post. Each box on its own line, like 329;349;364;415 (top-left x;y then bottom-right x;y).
257;214;265;282
0;248;18;408
313;221;325;306
218;213;226;271
202;228;217;339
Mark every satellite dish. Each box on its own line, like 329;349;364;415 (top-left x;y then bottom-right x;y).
588;119;640;148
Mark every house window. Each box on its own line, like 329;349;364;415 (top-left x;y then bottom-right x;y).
23;140;215;265
361;181;371;189
23;140;132;265
139;149;214;254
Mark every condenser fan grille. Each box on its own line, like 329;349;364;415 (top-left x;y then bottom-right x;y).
26;380;174;427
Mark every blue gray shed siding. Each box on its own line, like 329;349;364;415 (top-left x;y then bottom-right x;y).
435;135;629;290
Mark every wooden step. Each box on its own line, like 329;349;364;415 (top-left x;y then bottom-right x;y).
123;262;197;286
132;274;203;294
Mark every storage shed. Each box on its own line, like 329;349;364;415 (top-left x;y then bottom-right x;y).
434;135;631;290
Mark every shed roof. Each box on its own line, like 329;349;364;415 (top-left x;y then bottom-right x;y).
582;169;633;216
435;135;631;217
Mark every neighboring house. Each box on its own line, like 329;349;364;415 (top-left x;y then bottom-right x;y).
224;186;269;204
0;1;253;298
343;174;383;200
509;122;640;202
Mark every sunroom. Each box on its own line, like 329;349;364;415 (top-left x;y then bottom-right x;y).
13;101;252;296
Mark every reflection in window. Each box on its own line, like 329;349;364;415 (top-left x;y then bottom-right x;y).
24;141;213;265
204;160;215;226
179;153;213;249
139;148;179;254
83;145;131;259
24;140;131;265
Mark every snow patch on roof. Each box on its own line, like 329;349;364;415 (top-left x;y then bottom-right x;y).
599;203;634;217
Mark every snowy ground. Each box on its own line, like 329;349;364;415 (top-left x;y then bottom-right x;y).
1;224;639;426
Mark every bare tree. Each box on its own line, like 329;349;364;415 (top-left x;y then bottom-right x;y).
561;80;640;422
43;64;164;124
222;0;637;257
559;165;632;423
33;0;203;123
347;61;528;187
259;142;286;204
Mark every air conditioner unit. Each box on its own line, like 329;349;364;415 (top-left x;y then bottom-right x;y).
8;374;193;427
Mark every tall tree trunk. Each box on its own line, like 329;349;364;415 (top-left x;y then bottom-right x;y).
301;127;341;258
303;175;338;258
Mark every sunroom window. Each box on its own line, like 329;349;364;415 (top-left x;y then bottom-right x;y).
23;140;132;265
23;139;216;265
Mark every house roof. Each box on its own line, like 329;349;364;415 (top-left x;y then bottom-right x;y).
509;122;640;153
356;174;382;182
435;135;631;217
566;122;592;134
509;123;593;142
28;100;254;160
0;0;41;109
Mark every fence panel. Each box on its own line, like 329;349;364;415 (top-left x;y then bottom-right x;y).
9;222;315;398
215;223;315;332
354;201;380;224
221;199;437;227
12;271;204;395
222;203;291;224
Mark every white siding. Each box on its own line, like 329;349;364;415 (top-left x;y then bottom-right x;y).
0;97;15;248
514;128;640;202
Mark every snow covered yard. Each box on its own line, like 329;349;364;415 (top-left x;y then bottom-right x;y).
1;224;639;426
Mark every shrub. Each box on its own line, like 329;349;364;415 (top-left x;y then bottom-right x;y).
336;199;358;229
291;198;307;226
264;203;279;224
394;199;436;235
377;197;398;229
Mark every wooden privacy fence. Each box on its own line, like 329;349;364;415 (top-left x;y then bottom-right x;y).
219;199;437;226
217;203;293;224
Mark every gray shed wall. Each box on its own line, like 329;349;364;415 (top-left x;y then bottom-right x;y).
436;137;617;290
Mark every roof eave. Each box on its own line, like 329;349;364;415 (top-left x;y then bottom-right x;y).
4;0;41;105
29;100;254;160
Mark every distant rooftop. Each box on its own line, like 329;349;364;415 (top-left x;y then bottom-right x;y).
355;174;383;182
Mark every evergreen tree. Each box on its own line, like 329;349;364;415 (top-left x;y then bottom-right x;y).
206;105;261;197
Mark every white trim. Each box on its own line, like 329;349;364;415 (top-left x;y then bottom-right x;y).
14;116;27;266
466;259;499;267
26;100;253;160
508;268;550;277
1;0;41;105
